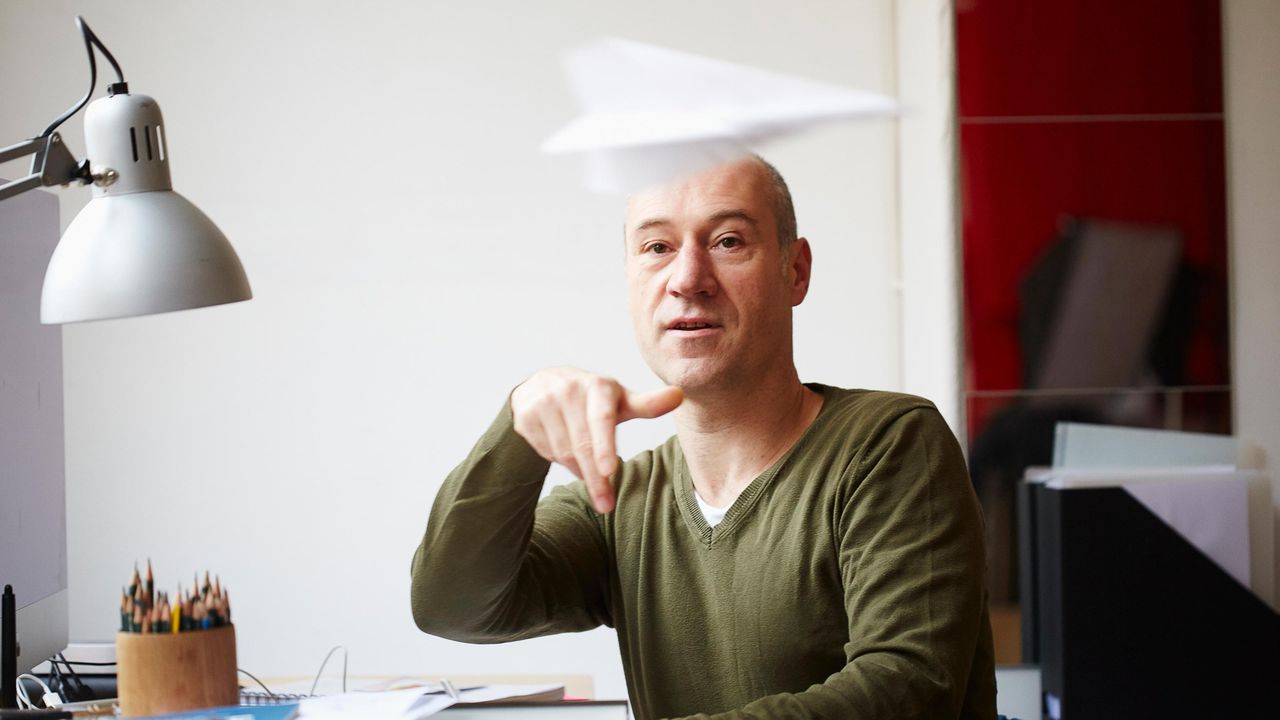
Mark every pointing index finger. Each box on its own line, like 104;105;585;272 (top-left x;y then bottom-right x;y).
586;380;621;482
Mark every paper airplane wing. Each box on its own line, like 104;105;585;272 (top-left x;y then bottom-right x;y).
542;37;899;193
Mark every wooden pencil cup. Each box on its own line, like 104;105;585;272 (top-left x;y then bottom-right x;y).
116;625;238;716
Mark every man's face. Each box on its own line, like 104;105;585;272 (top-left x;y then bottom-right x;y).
624;159;811;392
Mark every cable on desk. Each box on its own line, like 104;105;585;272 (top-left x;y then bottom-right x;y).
237;668;276;698
14;673;54;710
47;654;92;703
309;645;347;696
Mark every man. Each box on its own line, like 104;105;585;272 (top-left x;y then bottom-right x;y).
411;156;996;719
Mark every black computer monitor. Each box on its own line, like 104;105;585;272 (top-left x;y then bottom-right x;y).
0;184;69;692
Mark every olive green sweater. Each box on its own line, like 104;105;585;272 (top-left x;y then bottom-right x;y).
411;385;996;720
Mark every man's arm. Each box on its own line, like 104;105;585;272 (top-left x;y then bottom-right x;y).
410;370;682;643
676;407;994;720
410;400;614;642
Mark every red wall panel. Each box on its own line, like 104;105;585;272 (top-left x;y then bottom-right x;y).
957;0;1229;439
956;0;1223;117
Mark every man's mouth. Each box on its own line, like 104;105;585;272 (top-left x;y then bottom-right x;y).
666;318;722;335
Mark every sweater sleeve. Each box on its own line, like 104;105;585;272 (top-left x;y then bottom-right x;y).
409;400;614;643
675;406;993;720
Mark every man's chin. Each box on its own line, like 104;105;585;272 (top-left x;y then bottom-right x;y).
651;359;731;393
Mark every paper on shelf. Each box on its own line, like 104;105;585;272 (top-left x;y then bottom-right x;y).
542;37;899;193
1053;422;1236;469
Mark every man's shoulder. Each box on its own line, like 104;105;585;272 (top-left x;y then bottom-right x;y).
811;384;941;431
805;385;959;469
773;384;949;478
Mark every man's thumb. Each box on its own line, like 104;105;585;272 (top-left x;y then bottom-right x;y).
622;386;684;421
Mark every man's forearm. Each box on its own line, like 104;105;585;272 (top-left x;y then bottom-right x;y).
410;400;611;642
669;640;983;720
410;399;553;640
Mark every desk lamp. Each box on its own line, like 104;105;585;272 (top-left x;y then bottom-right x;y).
1;16;251;709
0;16;252;324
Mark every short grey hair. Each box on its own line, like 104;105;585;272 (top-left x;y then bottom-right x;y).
751;154;798;252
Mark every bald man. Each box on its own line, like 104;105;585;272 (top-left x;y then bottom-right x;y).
411;156;995;720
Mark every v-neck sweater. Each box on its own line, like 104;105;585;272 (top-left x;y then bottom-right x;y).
411;385;995;720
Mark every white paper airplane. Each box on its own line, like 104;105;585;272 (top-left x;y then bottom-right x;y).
542;37;900;194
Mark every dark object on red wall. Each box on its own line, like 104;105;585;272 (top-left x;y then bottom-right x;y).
1019;219;1182;395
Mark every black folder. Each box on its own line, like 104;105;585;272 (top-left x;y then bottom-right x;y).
1027;484;1279;719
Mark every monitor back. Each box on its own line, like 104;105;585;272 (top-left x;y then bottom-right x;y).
0;184;69;673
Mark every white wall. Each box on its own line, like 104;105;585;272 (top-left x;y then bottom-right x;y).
893;0;962;437
1224;0;1280;610
0;0;958;698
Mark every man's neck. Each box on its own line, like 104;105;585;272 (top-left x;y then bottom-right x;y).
674;369;823;508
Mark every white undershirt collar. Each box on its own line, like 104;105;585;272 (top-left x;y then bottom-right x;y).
694;490;730;527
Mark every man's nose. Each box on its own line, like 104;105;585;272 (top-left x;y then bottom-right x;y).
667;244;717;297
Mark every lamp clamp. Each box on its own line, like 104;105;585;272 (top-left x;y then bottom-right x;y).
0;133;93;202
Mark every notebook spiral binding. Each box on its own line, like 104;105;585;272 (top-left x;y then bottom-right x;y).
239;689;313;706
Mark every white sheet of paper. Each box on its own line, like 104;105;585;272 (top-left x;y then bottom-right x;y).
542;37;899;193
293;683;567;719
295;687;455;720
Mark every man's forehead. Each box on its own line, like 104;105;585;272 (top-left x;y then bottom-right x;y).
624;159;772;232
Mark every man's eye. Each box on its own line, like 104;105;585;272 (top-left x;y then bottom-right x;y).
645;242;671;254
717;236;742;249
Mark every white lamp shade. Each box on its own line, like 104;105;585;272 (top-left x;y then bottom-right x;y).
40;189;252;324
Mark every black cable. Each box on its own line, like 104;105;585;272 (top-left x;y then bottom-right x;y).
49;654;92;702
40;16;127;138
237;668;276;698
44;658;62;702
83;18;125;84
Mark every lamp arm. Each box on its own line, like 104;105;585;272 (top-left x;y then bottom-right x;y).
0;134;90;202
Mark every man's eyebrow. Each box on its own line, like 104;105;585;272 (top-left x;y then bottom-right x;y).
632;217;672;235
707;209;758;226
629;210;758;236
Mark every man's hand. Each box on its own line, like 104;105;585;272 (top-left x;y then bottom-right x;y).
511;368;683;513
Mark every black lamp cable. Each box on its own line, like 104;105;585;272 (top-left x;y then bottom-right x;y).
40;16;127;138
48;654;92;703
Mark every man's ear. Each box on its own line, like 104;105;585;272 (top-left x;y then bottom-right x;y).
789;237;813;306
